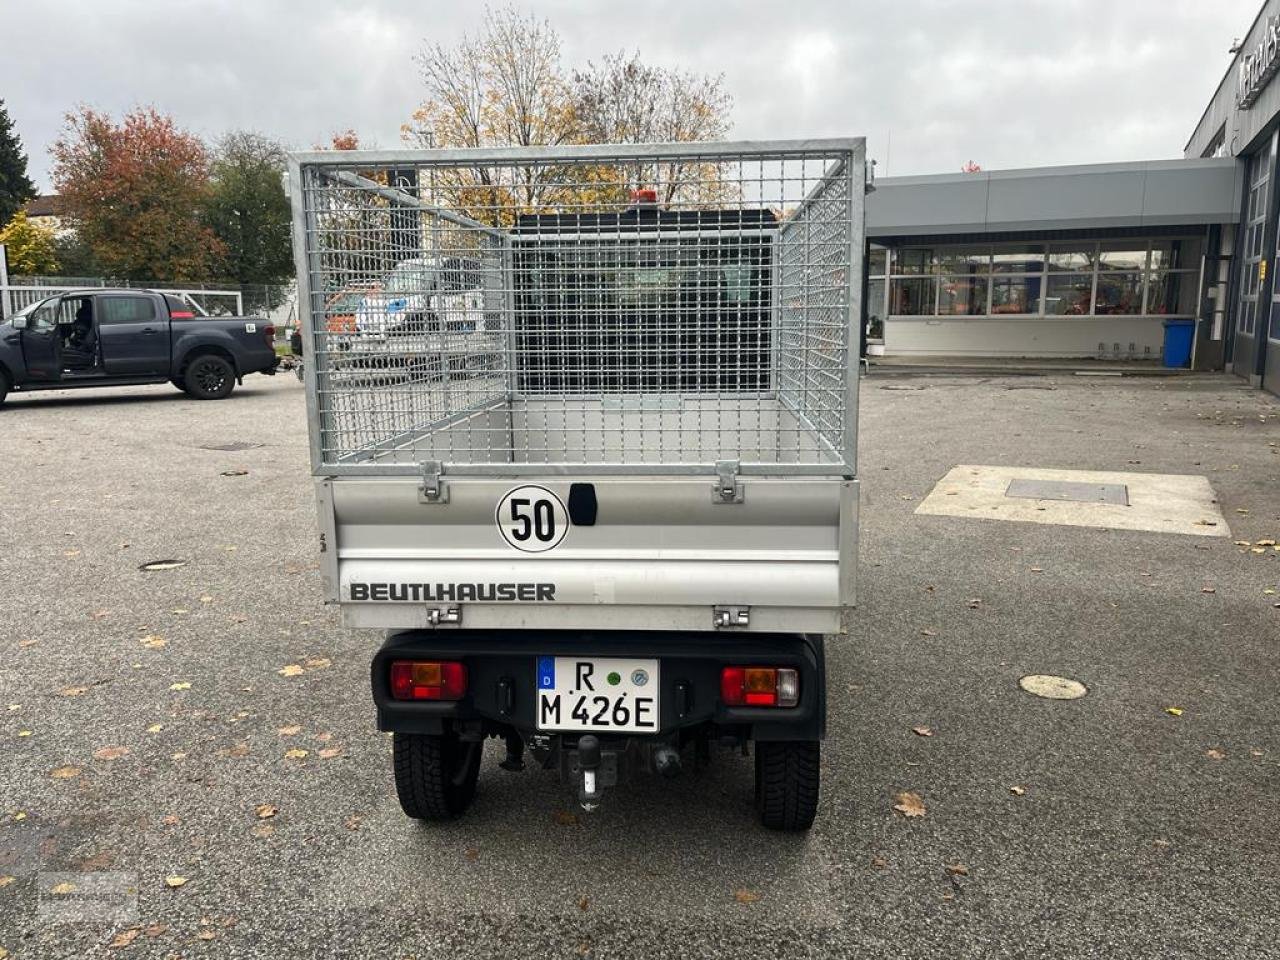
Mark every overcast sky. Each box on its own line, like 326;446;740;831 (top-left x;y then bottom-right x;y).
3;0;1261;192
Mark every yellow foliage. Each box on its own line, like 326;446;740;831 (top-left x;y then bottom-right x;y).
0;211;59;275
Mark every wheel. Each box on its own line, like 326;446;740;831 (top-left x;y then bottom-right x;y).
182;354;236;400
393;731;482;821
755;740;820;832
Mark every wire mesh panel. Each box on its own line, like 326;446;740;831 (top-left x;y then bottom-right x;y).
289;140;863;476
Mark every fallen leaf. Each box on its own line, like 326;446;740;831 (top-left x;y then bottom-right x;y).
1010;785;1026;796
1234;540;1251;547
143;923;168;937
251;824;275;839
19;639;38;648
169;682;191;691
1165;707;1184;717
283;748;308;760
893;791;927;818
13;812;26;822
1193;519;1218;527
51;766;81;779
318;748;342;760
0;877;14;888
870;856;889;869
17;731;31;738
733;888;761;904
1206;749;1225;761
314;732;332;742
91;610;112;620
162;815;180;826
164;876;188;889
578;895;590;911
1;947;9;959
277;724;301;736
79;849;114;871
1029;566;1043;573
920;628;937;637
1251;748;1264;757
464;847;479;862
93;746;130;761
278;665;304;677
304;657;331;669
220;742;250;759
170;752;187;761
64;549;81;558
1251;547;1267;555
553;810;579;826
255;804;278;820
146;724;163;734
60;686;89;697
110;928;142;949
140;635;167;650
199;595;214;604
50;881;77;894
220;469;249;477
139;560;186;572
967;598;982;609
343;815;362;831
912;726;933;737
945;864;969;877
196;929;217;941
1201;586;1216;594
1153;838;1171;849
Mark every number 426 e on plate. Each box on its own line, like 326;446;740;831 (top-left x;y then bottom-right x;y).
536;657;659;733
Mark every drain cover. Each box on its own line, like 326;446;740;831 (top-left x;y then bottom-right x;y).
1019;675;1088;700
1005;479;1129;506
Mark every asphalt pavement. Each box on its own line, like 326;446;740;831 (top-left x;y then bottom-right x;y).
0;372;1278;959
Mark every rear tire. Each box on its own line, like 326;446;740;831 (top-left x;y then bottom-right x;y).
182;354;236;400
755;740;820;832
393;731;482;821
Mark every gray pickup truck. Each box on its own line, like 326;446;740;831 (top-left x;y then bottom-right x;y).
0;288;280;404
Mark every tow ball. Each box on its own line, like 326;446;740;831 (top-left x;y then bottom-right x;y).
577;735;604;811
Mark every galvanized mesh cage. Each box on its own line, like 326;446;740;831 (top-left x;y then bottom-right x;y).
289;140;863;476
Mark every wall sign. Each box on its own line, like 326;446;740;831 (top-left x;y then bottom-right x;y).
1238;15;1280;109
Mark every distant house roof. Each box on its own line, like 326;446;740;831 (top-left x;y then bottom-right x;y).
23;195;62;218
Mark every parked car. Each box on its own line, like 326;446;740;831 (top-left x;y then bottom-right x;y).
0;289;280;404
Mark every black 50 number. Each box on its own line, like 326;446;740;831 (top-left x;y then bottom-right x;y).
509;497;556;543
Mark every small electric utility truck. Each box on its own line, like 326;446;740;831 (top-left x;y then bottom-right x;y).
288;139;863;830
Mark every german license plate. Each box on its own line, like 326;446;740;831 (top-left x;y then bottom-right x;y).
535;657;659;733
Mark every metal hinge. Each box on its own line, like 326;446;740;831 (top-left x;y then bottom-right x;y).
712;459;743;504
427;606;461;626
418;460;449;503
713;605;750;629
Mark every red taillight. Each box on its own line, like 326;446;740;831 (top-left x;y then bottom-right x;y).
389;660;467;701
170;310;195;319
632;187;658;204
720;666;799;708
263;324;275;348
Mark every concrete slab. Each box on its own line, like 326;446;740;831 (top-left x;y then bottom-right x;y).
915;464;1231;537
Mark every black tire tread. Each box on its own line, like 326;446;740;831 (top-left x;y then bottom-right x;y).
756;740;820;832
182;353;235;400
392;732;480;821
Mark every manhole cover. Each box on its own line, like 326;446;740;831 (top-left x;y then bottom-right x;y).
1005;478;1129;506
1019;674;1088;700
199;441;263;452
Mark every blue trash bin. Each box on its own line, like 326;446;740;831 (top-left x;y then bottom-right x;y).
1162;319;1194;368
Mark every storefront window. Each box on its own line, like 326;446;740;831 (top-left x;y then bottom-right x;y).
991;274;1042;314
1045;275;1092;315
936;247;989;275
1094;273;1144;314
868;247;888;276
992;244;1045;273
890;277;936;315
893;248;936;275
1150;238;1202;271
938;276;988;315
866;277;887;340
1098;242;1148;271
1146;272;1198;315
1048;244;1096;271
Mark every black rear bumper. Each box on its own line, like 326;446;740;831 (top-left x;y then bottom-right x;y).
371;630;826;742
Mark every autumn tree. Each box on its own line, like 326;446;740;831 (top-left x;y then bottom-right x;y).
0;101;37;226
0;211;59;275
206;132;292;285
51;106;224;281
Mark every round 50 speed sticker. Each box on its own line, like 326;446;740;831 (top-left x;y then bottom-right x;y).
495;485;569;553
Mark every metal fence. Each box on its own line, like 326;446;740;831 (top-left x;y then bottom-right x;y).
289;139;863;477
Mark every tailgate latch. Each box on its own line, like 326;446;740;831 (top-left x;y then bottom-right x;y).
713;605;750;629
712;460;743;504
418;460;449;504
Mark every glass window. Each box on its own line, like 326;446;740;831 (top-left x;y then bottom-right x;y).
889;277;936;315
1146;272;1198;316
866;278;886;340
935;247;989;275
991;275;1042;314
1045;274;1092;315
1149;238;1202;271
1048;244;1096;271
992;244;1045;273
893;248;936;275
1094;273;1144;315
937;276;988;315
868;246;887;276
100;297;156;325
1098;242;1147;271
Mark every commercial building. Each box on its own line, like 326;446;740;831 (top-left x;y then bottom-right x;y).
864;0;1280;397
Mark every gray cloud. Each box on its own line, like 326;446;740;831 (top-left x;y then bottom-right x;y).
3;0;1258;190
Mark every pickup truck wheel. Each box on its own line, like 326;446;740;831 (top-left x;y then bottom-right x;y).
755;740;820;832
183;354;236;400
393;731;482;821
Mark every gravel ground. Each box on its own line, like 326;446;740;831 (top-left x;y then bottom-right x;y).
0;372;1277;959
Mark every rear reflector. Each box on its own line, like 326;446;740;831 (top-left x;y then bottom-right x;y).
389;660;467;701
720;666;799;708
